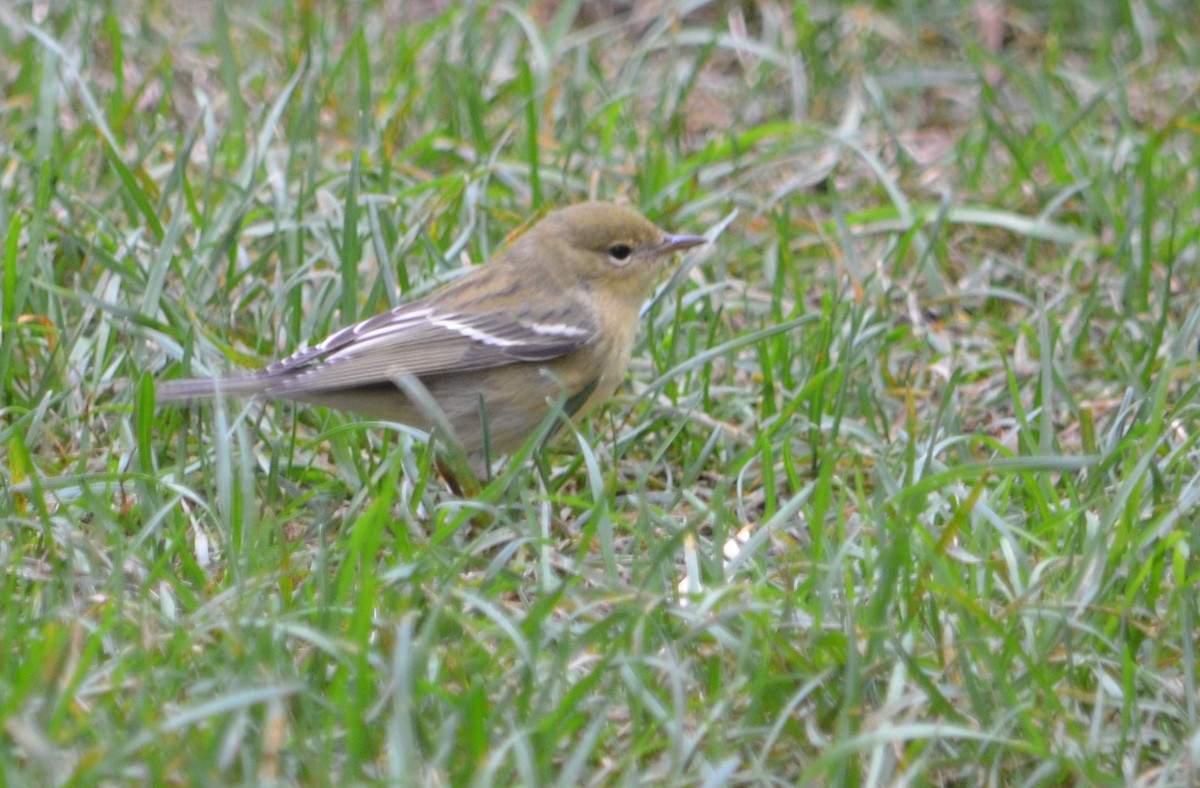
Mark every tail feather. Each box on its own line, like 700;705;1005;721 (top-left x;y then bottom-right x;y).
156;374;272;402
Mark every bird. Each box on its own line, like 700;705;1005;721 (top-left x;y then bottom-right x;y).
158;202;706;476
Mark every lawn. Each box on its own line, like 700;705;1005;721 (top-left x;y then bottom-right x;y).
2;0;1198;783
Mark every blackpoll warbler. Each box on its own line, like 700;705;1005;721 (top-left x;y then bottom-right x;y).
158;202;705;469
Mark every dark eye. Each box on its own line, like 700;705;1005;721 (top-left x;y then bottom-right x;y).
608;244;633;261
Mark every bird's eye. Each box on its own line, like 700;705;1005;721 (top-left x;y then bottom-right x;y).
608;244;633;261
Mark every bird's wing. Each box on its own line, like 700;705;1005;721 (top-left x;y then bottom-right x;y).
256;299;598;395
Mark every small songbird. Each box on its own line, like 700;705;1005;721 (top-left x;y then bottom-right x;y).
158;202;706;470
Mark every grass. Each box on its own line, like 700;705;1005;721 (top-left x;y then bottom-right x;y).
3;0;1199;783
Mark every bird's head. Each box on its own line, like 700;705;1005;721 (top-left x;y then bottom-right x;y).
517;202;706;298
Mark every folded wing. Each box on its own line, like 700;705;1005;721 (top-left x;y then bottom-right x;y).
158;299;598;401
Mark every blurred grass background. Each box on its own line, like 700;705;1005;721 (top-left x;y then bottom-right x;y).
2;0;1199;783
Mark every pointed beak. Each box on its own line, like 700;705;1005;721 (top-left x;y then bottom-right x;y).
659;233;707;255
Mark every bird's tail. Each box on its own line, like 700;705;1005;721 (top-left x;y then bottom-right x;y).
156;374;271;402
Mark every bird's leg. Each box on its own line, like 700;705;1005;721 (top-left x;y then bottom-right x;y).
435;455;480;498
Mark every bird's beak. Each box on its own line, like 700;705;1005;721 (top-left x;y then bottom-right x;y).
659;234;707;254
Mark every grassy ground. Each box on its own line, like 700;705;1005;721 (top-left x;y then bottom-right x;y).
3;0;1199;783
